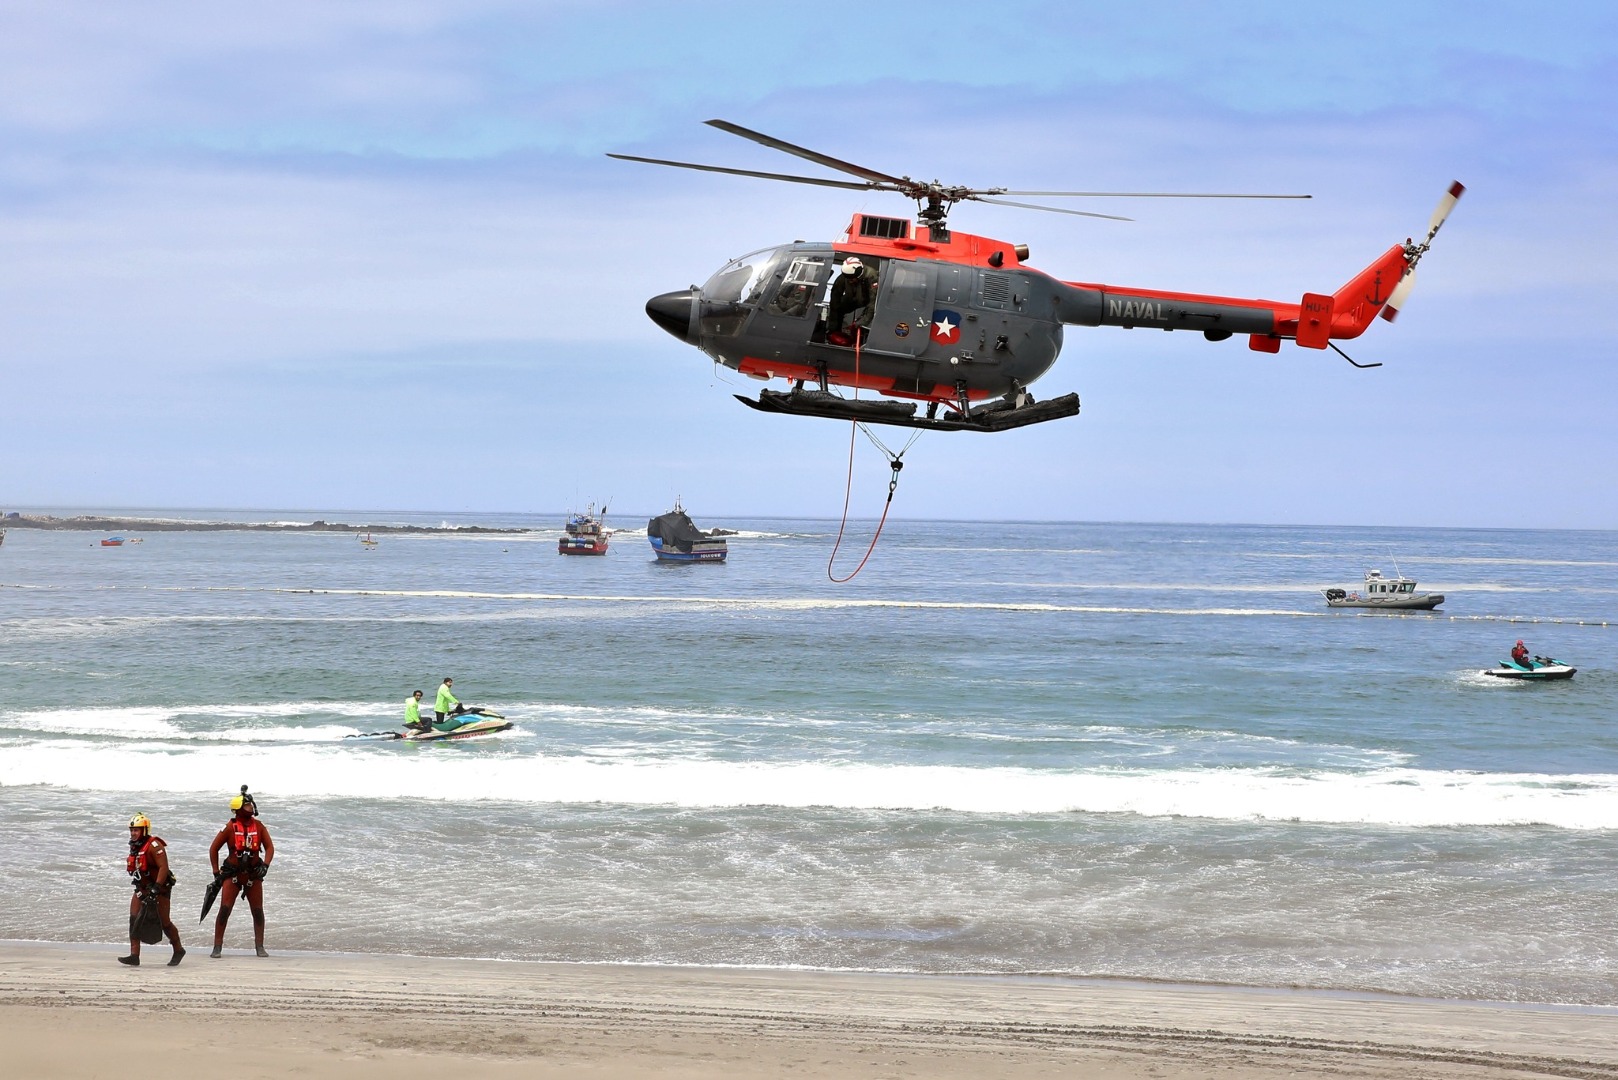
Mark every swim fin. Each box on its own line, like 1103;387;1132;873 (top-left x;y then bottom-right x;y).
199;872;226;923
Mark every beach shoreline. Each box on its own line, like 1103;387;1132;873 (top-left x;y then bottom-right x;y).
5;941;1616;1079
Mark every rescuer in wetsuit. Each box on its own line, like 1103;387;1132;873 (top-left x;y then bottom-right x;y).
122;812;184;966
208;791;275;958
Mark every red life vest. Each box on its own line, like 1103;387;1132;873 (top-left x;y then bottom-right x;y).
127;835;163;884
226;818;264;870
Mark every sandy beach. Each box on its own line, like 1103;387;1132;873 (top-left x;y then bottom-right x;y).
1;942;1614;1079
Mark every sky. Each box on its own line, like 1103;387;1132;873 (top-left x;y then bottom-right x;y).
3;0;1616;527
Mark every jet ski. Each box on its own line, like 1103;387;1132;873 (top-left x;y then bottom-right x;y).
345;707;512;741
1482;657;1576;680
404;711;512;741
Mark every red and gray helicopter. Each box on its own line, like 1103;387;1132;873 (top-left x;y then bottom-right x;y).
614;120;1463;433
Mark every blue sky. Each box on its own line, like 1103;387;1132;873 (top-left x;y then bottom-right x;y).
3;1;1615;526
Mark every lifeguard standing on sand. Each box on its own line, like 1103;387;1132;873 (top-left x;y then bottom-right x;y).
207;788;275;958
121;812;184;966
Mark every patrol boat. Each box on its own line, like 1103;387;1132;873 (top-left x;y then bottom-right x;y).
1323;567;1443;610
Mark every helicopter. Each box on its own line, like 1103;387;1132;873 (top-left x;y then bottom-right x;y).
613;120;1463;433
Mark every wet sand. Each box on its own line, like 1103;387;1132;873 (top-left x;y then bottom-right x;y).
3;941;1616;1079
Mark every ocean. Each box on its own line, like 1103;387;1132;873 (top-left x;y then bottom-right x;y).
2;511;1615;1005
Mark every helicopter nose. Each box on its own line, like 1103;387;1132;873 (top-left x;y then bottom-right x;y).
646;290;699;344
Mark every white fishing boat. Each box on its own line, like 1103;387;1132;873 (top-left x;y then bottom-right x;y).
1323;567;1443;610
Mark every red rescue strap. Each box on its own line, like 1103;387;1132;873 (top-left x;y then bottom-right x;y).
827;330;911;583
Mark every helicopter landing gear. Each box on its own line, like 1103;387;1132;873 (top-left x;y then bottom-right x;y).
954;380;971;417
815;360;830;392
739;389;1080;432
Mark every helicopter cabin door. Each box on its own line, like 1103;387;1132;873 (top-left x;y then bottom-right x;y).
864;260;934;357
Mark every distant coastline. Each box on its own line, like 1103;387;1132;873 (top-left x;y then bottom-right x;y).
1;514;529;535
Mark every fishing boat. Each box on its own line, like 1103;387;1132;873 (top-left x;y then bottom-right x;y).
359;531;378;548
647;501;728;562
1323;567;1443;610
1483;656;1576;680
558;503;609;556
101;536;125;547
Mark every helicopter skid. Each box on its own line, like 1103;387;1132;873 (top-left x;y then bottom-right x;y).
740;389;1080;432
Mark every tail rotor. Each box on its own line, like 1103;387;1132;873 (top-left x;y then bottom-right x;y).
1381;181;1465;322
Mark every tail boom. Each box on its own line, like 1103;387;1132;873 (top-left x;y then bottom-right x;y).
1055;243;1411;353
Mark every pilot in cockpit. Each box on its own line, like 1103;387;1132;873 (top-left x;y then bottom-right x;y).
770;281;814;318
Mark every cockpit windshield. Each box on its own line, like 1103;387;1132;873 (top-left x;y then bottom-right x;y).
702;247;783;306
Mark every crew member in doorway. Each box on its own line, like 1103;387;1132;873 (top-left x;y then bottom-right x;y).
827;257;875;344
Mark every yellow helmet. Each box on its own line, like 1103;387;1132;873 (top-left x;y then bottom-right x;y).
128;813;151;830
229;795;245;811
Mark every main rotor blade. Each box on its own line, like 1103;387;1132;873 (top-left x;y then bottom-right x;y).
705;119;909;186
606;153;879;192
974;196;1133;222
998;190;1312;200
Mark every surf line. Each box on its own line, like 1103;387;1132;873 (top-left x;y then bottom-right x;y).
6;583;1323;618
1440;614;1612;627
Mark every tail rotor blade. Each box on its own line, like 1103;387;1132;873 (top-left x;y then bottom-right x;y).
1381;270;1417;322
1383;181;1464;322
1425;181;1465;244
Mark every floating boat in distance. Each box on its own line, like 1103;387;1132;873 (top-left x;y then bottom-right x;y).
1483;656;1576;680
559;503;609;556
100;536;125;547
648;501;728;562
1323;567;1443;610
358;532;378;548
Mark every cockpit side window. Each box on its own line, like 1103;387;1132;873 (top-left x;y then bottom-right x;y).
766;255;829;317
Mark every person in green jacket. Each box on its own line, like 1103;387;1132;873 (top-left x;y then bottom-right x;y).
434;677;468;729
403;690;427;732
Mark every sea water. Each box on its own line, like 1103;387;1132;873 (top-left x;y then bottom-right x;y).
1;511;1615;1004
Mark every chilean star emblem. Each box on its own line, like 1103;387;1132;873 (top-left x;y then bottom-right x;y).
931;310;960;344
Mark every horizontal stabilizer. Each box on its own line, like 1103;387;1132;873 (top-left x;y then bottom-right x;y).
1295;292;1334;349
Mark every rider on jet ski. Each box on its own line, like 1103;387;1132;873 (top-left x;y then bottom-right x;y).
403;689;428;732
1511;640;1531;667
433;677;475;731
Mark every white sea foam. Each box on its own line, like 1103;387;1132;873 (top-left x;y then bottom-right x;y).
0;702;391;743
0;583;1326;618
1248;552;1618;569
4;744;1616;829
